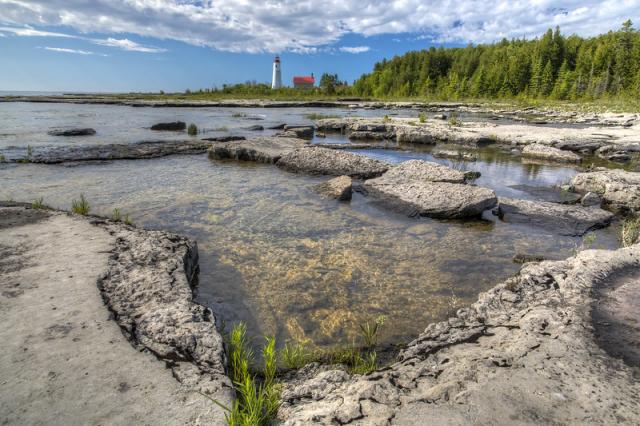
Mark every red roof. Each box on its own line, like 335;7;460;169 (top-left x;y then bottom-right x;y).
293;76;315;84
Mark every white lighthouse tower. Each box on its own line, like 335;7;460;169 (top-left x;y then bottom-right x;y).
271;56;282;89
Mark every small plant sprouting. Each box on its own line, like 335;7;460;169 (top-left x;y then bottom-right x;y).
188;123;198;136
418;112;427;123
621;216;640;247
350;351;378;375
448;112;462;127
359;315;387;349
0;154;6;163
112;208;121;221
27;145;33;158
124;214;133;226
279;342;312;370
571;232;598;255
32;197;45;209
383;114;391;123
232;112;247;118
214;126;230;132
71;194;90;215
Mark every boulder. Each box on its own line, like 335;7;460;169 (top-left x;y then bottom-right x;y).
571;169;640;213
313;176;352;201
581;192;602;207
277;147;389;179
208;137;307;164
283;125;314;139
47;128;96;136
364;160;497;218
150;121;186;131
497;197;614;236
522;143;581;163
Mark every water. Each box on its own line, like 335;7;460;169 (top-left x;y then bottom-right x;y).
0;102;622;350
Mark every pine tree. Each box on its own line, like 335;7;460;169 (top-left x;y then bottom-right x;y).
540;61;554;96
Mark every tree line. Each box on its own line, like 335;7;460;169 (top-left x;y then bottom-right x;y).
352;21;640;100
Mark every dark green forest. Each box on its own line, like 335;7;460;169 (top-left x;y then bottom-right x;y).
353;21;640;100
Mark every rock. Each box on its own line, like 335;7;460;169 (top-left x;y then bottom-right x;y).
267;123;287;130
512;253;546;264
277;147;389;179
315;132;326;138
201;136;246;142
497;197;614;236
150;121;186;131
348;131;393;141
432;150;477;161
396;127;436;144
313;176;352;201
508;184;581;204
284;125;314;139
463;170;481;180
208;137;307;164
245;125;264;131
571;169;640;213
29;140;211;164
581;192;602;207
553;140;607;153
522;143;581;163
433;113;447;120
47;128;96;136
278;242;640;425
364;160;497;218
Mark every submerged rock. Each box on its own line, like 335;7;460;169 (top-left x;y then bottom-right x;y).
245;125;264;131
512;253;546;264
522;143;581;163
364;160;497;218
509;184;581;204
432;149;477;161
47;128;96;136
313;175;352;201
208;137;307;164
497;197;614;236
283;125;314;139
571;169;640;213
277;147;389;179
581;192;602;207
150;121;186;131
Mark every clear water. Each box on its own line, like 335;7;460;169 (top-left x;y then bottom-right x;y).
0;102;621;350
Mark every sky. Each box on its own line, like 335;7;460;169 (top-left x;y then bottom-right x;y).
0;0;638;93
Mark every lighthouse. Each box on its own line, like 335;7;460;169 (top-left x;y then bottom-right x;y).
271;56;282;89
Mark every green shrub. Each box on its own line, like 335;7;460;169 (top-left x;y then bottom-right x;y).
187;123;198;136
32;197;46;209
71;194;90;215
418;112;427;123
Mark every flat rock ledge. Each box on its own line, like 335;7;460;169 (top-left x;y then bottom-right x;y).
279;244;640;425
208;136;308;163
96;219;232;398
571;168;640;213
277;147;389;179
522;143;582;163
364;160;497;218
26;140;212;164
497;197;614;236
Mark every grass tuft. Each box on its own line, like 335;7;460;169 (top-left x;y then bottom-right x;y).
0;154;5;163
418;112;427;123
31;197;46;209
71;194;91;215
279;342;312;370
112;208;121;221
188;123;198;136
448;112;462;127
621;216;640;247
359;315;386;349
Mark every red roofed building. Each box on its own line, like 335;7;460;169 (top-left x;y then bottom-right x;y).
293;73;315;89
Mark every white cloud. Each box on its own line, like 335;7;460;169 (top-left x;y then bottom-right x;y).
92;37;166;53
0;26;75;38
41;46;96;55
0;1;638;53
339;46;370;54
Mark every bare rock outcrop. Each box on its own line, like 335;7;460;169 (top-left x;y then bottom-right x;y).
364;160;497;218
277;147;389;179
522;143;581;163
47;127;96;136
208;136;308;164
151;121;186;131
497;197;614;236
313;175;353;201
279;244;640;425
571;169;640;213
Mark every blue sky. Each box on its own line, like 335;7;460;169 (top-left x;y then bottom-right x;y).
0;0;638;92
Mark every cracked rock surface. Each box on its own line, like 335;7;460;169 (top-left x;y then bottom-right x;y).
279;244;640;425
571;168;640;213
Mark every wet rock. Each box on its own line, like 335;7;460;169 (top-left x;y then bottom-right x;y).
150;121;186;131
277;147;389;179
571;169;640;213
48;128;96;137
433;113;447;120
396;127;436;144
509;184;581;204
595;145;636;163
208;137;307;164
552;140;606;153
283;125;314;139
497;197;614;236
348;131;393;141
512;253;546;264
29;140;211;164
522;143;581;163
581;192;602;207
313;176;352;201
433;149;477;161
245;125;264;131
267;123;287;130
201;136;246;142
364;160;497;218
